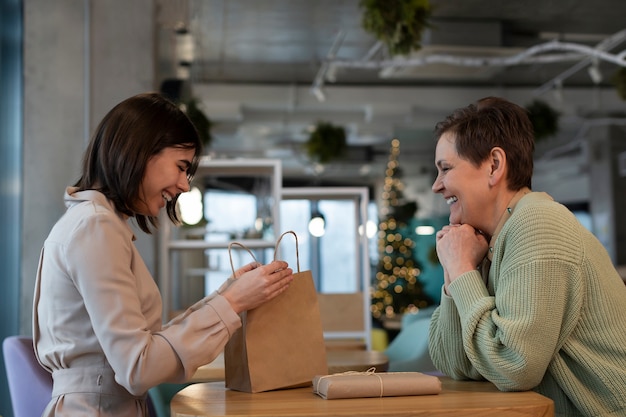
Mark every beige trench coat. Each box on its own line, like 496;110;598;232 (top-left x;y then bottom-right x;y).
33;188;241;416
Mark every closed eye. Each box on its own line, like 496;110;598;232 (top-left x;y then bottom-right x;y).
178;160;192;173
435;160;451;173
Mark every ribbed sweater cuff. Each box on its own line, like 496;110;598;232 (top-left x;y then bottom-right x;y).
439;286;458;315
448;271;490;317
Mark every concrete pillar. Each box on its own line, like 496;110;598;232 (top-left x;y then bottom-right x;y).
22;0;155;335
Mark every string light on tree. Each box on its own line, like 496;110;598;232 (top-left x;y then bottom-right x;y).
371;138;432;320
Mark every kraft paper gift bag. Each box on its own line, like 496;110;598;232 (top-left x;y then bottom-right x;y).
224;231;328;393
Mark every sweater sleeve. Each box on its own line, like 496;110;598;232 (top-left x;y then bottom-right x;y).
431;201;584;392
428;282;485;381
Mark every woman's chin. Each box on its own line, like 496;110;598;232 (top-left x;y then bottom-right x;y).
138;203;162;218
448;205;463;225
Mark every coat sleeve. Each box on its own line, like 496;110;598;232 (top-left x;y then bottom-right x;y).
67;212;240;395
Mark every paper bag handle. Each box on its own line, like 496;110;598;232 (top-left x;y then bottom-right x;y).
273;230;301;273
228;241;258;277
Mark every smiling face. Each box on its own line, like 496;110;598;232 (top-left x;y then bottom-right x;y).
432;132;493;229
136;146;195;217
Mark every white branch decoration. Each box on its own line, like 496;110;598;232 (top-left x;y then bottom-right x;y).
311;29;626;101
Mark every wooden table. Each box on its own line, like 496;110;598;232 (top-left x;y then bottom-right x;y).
171;378;554;417
191;350;389;383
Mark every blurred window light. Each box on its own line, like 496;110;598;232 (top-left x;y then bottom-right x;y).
415;225;435;236
178;186;204;225
358;220;378;238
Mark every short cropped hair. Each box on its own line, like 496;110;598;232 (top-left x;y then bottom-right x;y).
434;96;535;190
74;92;202;233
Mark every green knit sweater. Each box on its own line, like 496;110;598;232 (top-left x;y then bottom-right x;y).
428;192;626;417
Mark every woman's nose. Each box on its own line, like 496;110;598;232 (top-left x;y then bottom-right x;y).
432;175;442;193
178;174;190;193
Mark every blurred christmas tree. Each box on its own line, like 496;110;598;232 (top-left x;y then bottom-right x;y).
371;139;433;321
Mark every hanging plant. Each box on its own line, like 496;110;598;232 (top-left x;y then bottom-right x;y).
305;121;347;164
525;99;560;141
183;98;214;148
359;0;432;56
611;67;626;101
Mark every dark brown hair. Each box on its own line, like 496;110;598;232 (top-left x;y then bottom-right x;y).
434;96;535;190
74;92;202;233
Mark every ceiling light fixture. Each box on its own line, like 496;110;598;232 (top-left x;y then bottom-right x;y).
311;30;346;102
308;209;326;237
311;87;326;102
309;201;326;237
175;25;194;80
587;60;603;84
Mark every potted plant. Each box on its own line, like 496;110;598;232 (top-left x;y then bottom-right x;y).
359;0;432;56
525;99;560;141
183;98;214;148
305;121;347;163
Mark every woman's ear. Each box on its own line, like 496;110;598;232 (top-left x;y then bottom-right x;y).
488;147;507;185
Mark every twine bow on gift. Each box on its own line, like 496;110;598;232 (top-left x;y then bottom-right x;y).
315;368;385;397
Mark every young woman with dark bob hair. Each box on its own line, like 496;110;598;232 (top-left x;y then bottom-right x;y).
428;96;626;417
33;92;294;417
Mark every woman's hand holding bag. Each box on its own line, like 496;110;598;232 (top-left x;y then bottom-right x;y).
219;242;293;314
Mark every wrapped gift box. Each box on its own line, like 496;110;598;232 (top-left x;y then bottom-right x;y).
313;370;442;400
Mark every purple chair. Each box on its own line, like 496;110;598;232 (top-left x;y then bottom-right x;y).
2;336;52;417
2;335;161;417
